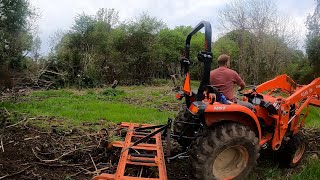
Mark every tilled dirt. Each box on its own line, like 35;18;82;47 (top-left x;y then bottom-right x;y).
0;122;320;180
0;124;119;180
0;119;195;180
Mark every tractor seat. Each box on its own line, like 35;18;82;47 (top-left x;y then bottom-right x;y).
236;100;254;110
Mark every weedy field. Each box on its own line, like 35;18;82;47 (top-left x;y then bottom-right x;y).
0;83;320;179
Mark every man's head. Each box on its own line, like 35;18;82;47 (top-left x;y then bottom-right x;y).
217;54;230;68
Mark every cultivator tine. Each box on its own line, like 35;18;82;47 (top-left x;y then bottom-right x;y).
93;122;168;180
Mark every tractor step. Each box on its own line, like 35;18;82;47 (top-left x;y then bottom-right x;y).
92;122;167;180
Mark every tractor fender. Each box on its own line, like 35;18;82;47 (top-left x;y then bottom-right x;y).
204;104;261;141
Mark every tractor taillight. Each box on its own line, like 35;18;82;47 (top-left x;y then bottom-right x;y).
188;103;199;115
176;91;185;100
189;101;207;115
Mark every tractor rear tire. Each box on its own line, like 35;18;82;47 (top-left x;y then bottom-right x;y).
278;132;306;168
173;108;194;149
190;123;260;180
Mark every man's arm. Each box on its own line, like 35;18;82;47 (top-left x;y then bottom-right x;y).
234;72;245;91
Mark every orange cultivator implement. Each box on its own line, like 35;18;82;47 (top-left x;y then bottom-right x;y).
93;122;170;180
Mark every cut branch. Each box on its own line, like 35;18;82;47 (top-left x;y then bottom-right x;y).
0;137;4;153
90;153;98;176
32;148;76;163
0;166;32;179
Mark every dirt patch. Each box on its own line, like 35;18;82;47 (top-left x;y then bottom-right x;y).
303;128;320;153
167;159;192;180
0;124;119;180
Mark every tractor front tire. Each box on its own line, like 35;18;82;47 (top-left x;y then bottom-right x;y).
173;108;194;149
278;132;306;168
190;123;260;180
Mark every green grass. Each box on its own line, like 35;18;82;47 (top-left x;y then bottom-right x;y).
291;159;320;180
0;87;176;126
305;106;320;128
256;165;282;180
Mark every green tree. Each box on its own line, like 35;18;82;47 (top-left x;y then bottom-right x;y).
218;0;298;84
0;0;35;68
154;26;191;78
284;50;314;84
213;36;239;66
305;0;320;77
54;10;206;87
30;35;41;62
0;0;37;90
119;13;166;83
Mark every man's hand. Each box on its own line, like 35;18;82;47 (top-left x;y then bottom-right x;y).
238;83;245;91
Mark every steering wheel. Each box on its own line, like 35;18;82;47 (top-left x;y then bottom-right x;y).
245;85;256;89
237;85;256;96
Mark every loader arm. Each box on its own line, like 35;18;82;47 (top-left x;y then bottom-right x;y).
296;85;320;107
285;77;320;105
255;74;296;94
310;95;320;107
271;77;320;150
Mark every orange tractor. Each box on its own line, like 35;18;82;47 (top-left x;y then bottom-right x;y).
94;21;320;180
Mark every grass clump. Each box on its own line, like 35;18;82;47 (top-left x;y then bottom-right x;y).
101;88;125;96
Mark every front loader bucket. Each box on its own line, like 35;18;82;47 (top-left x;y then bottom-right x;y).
93;122;167;180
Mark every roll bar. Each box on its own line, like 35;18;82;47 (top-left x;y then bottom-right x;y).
185;21;212;60
183;21;212;101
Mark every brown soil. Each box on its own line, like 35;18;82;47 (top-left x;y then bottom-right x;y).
0;124;119;180
1;123;319;180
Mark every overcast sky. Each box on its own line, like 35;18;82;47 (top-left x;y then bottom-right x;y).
30;0;316;55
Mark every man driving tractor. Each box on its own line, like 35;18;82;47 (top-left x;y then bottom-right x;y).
210;54;245;102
